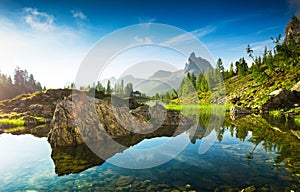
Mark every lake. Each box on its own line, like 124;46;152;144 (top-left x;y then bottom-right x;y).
0;114;299;191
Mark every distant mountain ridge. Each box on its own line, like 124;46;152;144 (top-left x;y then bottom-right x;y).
100;53;213;96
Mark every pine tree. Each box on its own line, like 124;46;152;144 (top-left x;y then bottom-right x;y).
216;58;224;73
106;80;112;95
229;63;234;77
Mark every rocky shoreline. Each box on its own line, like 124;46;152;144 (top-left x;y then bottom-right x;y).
1;79;300;137
0;89;193;147
230;80;300;119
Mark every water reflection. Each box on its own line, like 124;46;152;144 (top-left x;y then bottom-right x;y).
51;116;192;175
1;110;300;191
51;110;300;181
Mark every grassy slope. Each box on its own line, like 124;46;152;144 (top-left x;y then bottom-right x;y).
225;64;300;109
177;62;300;113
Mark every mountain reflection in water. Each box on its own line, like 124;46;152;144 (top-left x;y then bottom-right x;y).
1;112;300;191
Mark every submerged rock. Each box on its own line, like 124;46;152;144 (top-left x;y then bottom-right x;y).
230;106;251;120
240;185;255;192
115;176;133;187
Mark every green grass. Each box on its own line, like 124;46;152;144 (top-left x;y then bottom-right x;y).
4;127;26;133
269;110;284;119
287;107;300;115
223;63;300;109
0;118;25;128
164;103;228;115
35;116;46;124
0;112;26;119
165;104;182;111
225;103;234;112
295;117;300;126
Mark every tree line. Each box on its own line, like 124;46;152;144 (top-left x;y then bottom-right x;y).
66;80;142;98
0;67;44;100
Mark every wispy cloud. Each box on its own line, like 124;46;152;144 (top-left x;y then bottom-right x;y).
138;17;156;24
163;25;216;45
23;7;54;31
251;39;273;51
255;25;282;35
134;36;153;44
71;10;87;20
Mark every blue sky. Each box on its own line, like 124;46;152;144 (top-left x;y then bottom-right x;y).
0;0;299;88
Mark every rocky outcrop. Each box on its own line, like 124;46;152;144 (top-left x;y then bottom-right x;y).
230;106;251;120
284;16;300;44
184;52;213;77
261;88;300;112
48;93;193;147
230;106;251;115
292;81;300;98
0;89;75;120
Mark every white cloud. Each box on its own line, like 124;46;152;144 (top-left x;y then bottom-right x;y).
71;10;87;20
0;10;92;88
163;25;216;45
134;36;153;44
23;7;54;31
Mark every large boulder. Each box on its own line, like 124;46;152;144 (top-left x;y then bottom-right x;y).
230;106;251;120
292;81;300;98
261;88;299;112
48;93;193;147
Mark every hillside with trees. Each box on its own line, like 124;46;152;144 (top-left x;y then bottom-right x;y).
0;67;44;100
163;16;300;115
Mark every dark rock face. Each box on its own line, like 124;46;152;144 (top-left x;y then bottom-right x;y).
48;96;84;147
230;106;251;120
48;93;193;147
292;81;300;98
262;88;300;112
284;16;300;44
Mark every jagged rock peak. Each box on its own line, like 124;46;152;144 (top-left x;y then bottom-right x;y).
184;52;213;76
284;16;300;44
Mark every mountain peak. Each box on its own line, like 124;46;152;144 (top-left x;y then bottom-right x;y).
190;52;196;59
284;16;300;44
184;52;213;76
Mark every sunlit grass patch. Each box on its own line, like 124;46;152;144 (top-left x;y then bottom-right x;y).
0;118;25;128
269;110;284;119
35;116;46;124
164;104;227;114
165;104;182;111
295;117;300;126
0;112;26;119
3;126;26;133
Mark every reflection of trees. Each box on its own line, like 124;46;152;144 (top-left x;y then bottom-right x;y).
189;105;225;143
224;114;300;177
190;111;300;177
